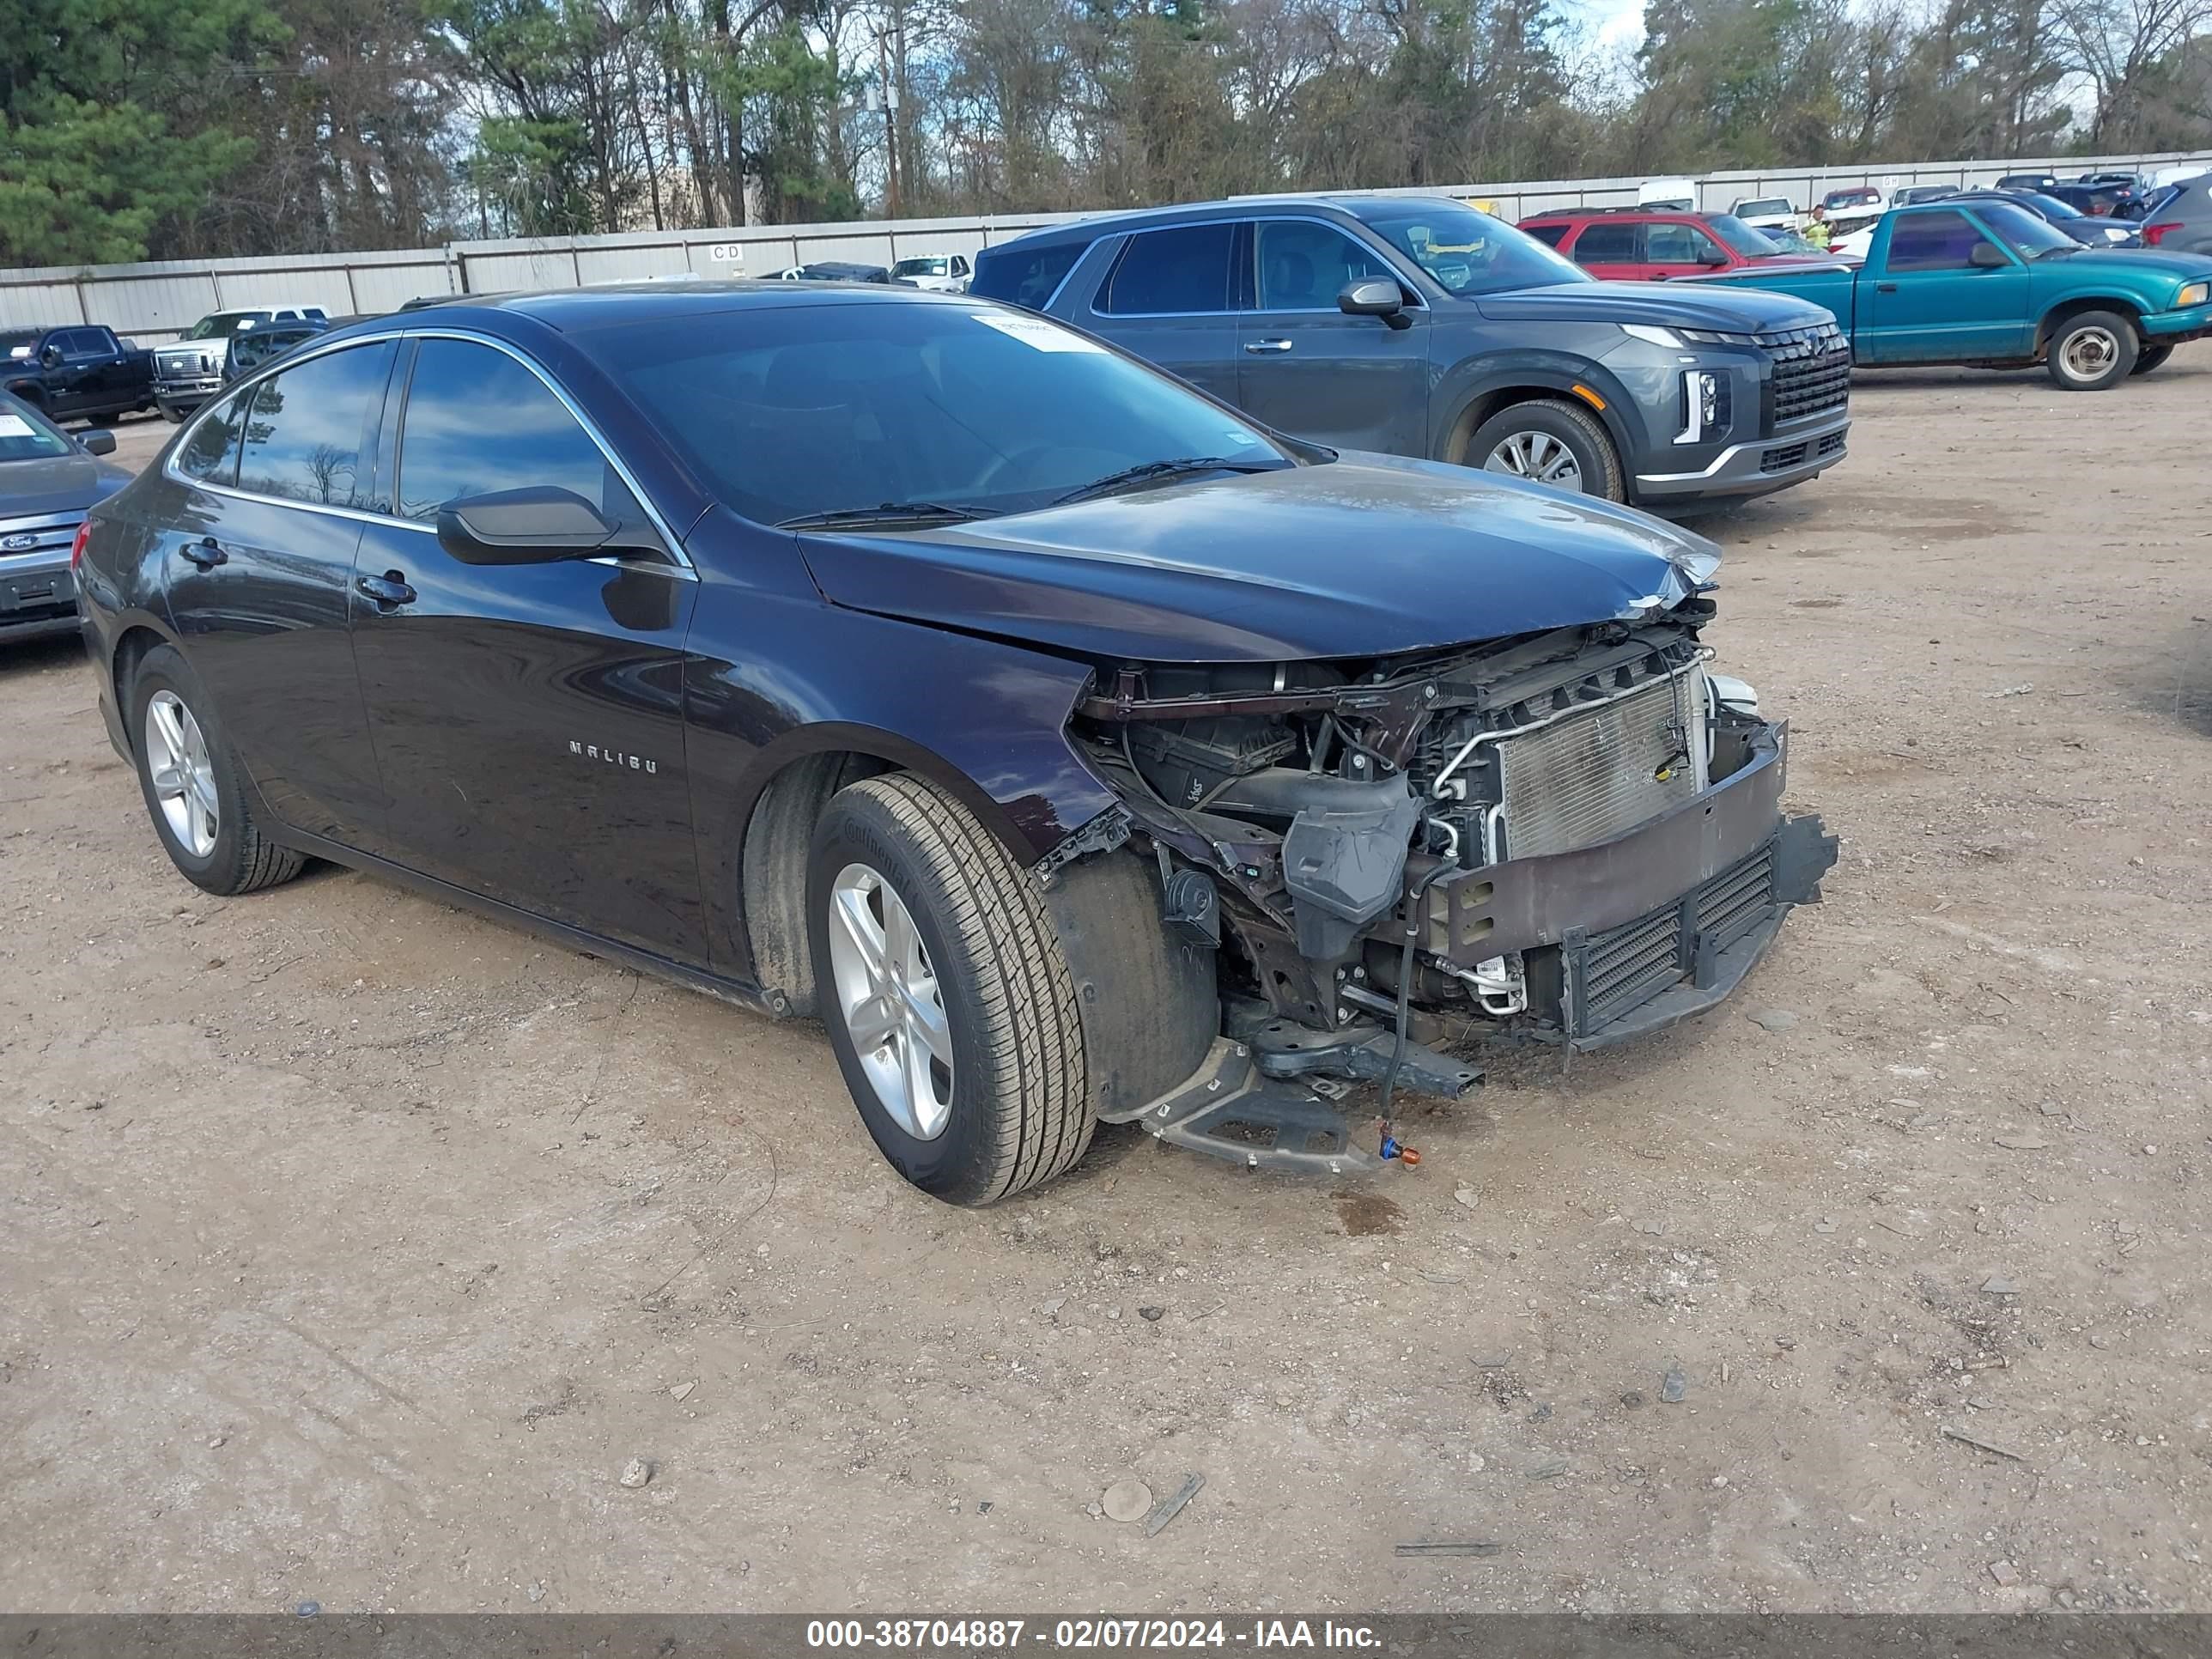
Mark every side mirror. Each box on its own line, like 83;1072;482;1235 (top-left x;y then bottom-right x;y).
1699;246;1731;265
1968;240;2010;269
39;344;61;368
1338;277;1411;330
436;486;615;565
80;429;117;456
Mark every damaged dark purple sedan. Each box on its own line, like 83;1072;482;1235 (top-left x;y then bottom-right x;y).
76;283;1834;1204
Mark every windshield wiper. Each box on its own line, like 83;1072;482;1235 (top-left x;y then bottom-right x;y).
777;501;992;530
1051;456;1280;507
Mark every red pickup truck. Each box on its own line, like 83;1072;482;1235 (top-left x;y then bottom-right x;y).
1519;209;1842;283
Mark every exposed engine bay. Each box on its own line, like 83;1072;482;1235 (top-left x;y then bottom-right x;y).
1060;592;1838;1175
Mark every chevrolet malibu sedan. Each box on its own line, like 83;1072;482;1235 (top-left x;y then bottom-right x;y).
77;286;1835;1203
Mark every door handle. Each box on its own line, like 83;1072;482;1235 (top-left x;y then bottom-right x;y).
1876;282;1899;293
356;570;416;608
178;537;227;569
1243;338;1293;354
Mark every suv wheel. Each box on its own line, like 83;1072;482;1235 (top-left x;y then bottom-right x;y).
807;773;1092;1205
1465;399;1625;500
2046;311;2137;390
129;644;307;896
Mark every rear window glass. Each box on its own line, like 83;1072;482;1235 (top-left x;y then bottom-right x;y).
969;241;1083;312
1572;223;1639;262
1522;223;1568;247
235;340;395;507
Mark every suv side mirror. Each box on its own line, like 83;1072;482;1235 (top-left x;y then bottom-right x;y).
437;486;616;565
80;429;117;456
1338;277;1411;330
1698;246;1731;265
1968;240;2010;269
39;344;61;368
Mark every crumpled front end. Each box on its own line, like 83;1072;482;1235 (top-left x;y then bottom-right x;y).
1066;576;1835;1168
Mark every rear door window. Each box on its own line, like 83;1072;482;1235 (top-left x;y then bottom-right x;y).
1522;223;1569;247
1571;222;1640;264
234;340;396;507
1645;222;1724;264
1098;224;1235;314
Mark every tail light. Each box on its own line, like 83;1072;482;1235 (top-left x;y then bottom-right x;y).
2143;222;2180;246
70;520;91;572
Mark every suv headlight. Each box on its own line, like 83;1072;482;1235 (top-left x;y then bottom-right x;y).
1621;323;1684;349
2178;281;2209;308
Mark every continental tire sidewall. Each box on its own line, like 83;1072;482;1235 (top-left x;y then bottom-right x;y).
806;779;1090;1204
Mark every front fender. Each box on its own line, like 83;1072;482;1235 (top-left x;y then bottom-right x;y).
678;554;1122;984
1429;353;1642;466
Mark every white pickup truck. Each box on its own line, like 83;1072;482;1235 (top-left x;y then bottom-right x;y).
152;306;329;421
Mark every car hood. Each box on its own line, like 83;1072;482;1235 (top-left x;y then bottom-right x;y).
0;451;131;520
796;453;1719;664
2047;246;2210;281
1472;278;1835;333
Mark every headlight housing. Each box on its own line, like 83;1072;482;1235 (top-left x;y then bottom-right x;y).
1671;547;1722;590
1621;323;1684;349
2178;281;2209;308
1679;327;1761;346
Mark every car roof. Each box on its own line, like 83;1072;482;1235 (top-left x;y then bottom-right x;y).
322;279;988;340
983;193;1480;249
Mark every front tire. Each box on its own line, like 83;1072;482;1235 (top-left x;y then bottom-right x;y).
2130;343;2174;377
1463;398;1626;500
807;773;1092;1205
2046;311;2137;391
129;644;306;896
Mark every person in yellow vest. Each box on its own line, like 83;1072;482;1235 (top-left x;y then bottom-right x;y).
1803;204;1832;249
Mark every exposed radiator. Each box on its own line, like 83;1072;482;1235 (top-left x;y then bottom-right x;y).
1496;668;1705;859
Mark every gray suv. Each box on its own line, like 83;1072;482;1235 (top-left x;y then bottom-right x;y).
972;195;1852;509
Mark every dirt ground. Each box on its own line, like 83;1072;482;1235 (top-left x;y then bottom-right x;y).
4;373;2209;1617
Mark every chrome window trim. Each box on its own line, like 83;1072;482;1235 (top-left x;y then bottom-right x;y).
162;324;696;578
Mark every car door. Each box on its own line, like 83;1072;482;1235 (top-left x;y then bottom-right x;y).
1861;209;2032;362
347;332;705;959
1080;222;1242;403
1565;221;1647;280
161;340;398;841
1235;217;1430;455
38;331;94;417
1644;221;1730;281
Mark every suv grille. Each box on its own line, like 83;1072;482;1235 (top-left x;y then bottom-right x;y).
1496;670;1705;859
1759;322;1851;423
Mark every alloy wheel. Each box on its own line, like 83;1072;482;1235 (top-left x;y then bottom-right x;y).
1484;430;1585;490
145;689;219;858
825;863;955;1139
2061;326;2119;382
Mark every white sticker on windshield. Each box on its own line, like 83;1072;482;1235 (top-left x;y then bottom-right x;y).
0;413;33;438
973;313;1105;352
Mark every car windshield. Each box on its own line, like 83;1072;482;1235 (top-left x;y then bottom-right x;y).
892;258;951;277
1706;215;1782;256
182;312;269;341
1352;200;1589;295
1736;199;1790;217
2019;191;2085;220
606;300;1295;526
1977;203;2079;257
0;396;73;463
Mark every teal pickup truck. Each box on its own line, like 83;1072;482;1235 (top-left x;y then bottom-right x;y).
1698;198;2212;391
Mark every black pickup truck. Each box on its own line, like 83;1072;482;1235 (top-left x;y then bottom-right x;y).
2;325;155;425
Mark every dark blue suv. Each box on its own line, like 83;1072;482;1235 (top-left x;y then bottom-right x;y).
974;194;1852;510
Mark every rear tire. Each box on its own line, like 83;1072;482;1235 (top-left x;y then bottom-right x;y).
158;404;186;423
807;773;1092;1205
2045;310;2137;391
2130;343;2174;377
1463;398;1626;501
128;644;306;896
